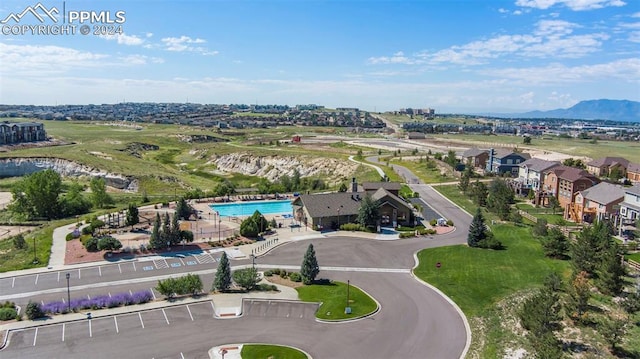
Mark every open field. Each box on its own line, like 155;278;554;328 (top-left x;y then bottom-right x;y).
296;281;378;320
431;133;640;162
379;113;471;126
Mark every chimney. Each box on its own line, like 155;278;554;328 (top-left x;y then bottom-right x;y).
352;177;358;193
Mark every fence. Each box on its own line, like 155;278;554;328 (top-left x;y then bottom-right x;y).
518;210;537;223
626;259;640;272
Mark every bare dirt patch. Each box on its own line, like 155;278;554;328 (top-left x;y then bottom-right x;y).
264;275;304;288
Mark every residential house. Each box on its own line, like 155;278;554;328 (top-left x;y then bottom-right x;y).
620;185;640;222
461;148;489;169
361;182;402;196
0;122;47;145
292;182;414;230
627;163;640;183
572;182;626;223
485;148;531;176
517;158;560;193
586;156;630;178
542;165;599;220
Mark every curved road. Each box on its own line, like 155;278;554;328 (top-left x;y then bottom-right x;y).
1;158;472;359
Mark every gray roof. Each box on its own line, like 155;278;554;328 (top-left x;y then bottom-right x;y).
519;158;560;172
579;182;625;205
628;163;640;173
370;188;414;212
492;148;531;160
294;192;364;218
462;148;488;157
626;184;640;196
362;182;402;192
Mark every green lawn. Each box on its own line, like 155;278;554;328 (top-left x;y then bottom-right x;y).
389;158;456;183
414;224;570;317
0;223;61;272
241;344;307;359
296;281;378;320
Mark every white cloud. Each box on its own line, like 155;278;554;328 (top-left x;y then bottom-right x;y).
0;43;108;74
515;0;626;11
161;36;213;54
99;33;145;46
367;51;421;65
119;55;165;65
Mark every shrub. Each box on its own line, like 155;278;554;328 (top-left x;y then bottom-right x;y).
97;236;123;251
41;290;153;314
0;307;17;321
418;228;437;235
255;283;278;291
26;302;44;320
399;232;415;238
84;237;99;252
65;233;74;241
13;234;27;250
340;223;367;232
429;219;438;226
288;272;302;282
446;219;454;226
1;301;15;309
279;270;289;278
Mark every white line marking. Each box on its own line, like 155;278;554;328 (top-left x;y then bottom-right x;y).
211;302;215;317
89;319;92;337
180;353;185;359
11;277;15;288
34;274;39;285
179;258;185;265
138;312;145;328
78;268;81;279
33;327;38;346
162;308;169;325
150;288;156;300
132;262;137;271
62;323;65;342
108;292;112;298
114;316;119;333
87;294;91;300
57;272;60;282
186;305;194;321
99;266;102;277
118;263;122;274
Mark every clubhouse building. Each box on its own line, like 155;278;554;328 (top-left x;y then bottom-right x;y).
292;179;415;230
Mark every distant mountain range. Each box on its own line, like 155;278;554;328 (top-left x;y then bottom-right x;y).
486;99;640;122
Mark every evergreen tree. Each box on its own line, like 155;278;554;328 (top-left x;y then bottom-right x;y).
531;218;548;237
12;234;27;250
175;198;193;220
596;245;626;296
467;208;487;248
600;315;627;352
565;271;591;323
547;196;561;215
89;177;114;209
125;203;139;230
541;227;569;259
338;183;348;192
486;179;514;220
213;252;232;292
300;243;320;284
149;213;163;249
170;213;181;245
571;220;612;276
458;162;473;193
161;212;171;247
357;194;379;228
469;180;488;207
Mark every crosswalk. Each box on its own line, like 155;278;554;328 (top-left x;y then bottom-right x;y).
193;253;217;264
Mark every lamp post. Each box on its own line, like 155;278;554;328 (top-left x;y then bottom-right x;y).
65;273;71;313
218;218;222;242
345;279;351;314
32;236;37;264
337;208;340;229
250;253;255;269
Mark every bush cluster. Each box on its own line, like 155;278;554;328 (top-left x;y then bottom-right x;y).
0;307;18;321
41;290;153;314
156;274;203;299
264;268;303;282
82;235;123;252
399;232;415;238
339;223;368;232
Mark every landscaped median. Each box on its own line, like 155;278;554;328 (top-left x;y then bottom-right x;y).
296;280;378;321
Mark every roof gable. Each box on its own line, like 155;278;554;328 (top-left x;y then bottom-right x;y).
579;182;625;205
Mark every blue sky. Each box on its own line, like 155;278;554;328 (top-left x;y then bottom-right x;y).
0;0;638;112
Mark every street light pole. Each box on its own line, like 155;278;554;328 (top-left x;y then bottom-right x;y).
218;218;222;242
250;254;255;269
345;279;351;314
32;237;37;264
66;273;71;313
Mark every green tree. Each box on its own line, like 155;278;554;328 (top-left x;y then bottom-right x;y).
125;203;139;230
301;243;320;284
609;166;623;181
89;177;114;209
170;213;181;245
596;245;626;296
161;212;171;247
338;182;348;192
486;179;514;220
240;218;259;238
562;158;586;169
149;213;163;249
519;274;563;358
599;315;627;352
97;236;122;251
541;227;569;259
523;136;532;144
547;196;561;215
60;181;91;217
156;278;178;299
458;161;473;193
444;150;458;167
467;208;487;248
180;230;194;243
213;252;232;292
469;180;488;207
12;234;27;250
25;302;44;320
183;274;203;296
510;210;523;225
571;220;612;276
355;149;363;160
233;268;259;291
357;194;379;228
532;218;548;237
9;169;62;220
175;198;193;220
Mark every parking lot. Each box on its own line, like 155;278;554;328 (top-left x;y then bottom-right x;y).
4;300;319;359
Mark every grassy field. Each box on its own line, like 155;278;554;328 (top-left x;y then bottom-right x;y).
432;133;640;162
0;222;63;272
296;281;378;320
240;344;307;359
389;158;457;183
379;113;471;126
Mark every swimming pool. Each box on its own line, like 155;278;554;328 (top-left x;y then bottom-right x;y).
209;200;293;217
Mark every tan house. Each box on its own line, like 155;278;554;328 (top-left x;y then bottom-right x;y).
586;156;629;177
627;163;640;183
543;165;599;219
292;182;414;230
461;148;489;169
571;182;625;223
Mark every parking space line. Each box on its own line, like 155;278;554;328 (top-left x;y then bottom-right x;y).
11;277;15;288
133;262;137;271
78;268;81;279
99;266;102;277
139;312;145;328
162;309;170;325
186;305;194;321
33;327;38;346
179;258;185;265
57;272;60;282
62;323;65;342
118;263;122;274
150;288;156;300
35;274;39;285
89;319;92;338
210;302;215;317
180;353;185;359
114;316;119;333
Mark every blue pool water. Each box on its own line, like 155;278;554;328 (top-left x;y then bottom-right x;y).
209;200;293;217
